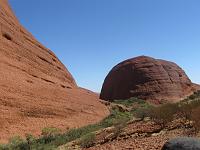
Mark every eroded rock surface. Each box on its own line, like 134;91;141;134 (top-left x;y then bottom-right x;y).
0;0;109;142
100;56;199;103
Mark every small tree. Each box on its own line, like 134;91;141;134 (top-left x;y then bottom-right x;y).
134;107;150;120
179;100;200;121
149;103;178;128
191;107;200;134
179;102;193;120
79;133;96;148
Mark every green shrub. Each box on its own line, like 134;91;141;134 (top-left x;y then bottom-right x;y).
149;103;178;128
134;107;151;120
179;102;193;120
191;107;200;134
178;98;200;120
79;133;96;148
0;144;9;150
8;136;29;150
113;97;146;107
100;109;132;128
42;127;61;137
113;118;127;139
25;134;36;146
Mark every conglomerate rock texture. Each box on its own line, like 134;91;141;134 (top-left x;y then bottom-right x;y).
100;56;199;103
0;0;109;142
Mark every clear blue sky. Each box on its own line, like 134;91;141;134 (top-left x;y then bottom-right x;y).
9;0;200;92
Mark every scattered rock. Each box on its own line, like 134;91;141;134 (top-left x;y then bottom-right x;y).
151;130;166;137
143;117;151;122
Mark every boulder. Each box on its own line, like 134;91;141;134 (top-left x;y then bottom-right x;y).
162;137;200;150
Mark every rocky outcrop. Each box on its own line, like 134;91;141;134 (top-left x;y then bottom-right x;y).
0;0;109;142
100;56;199;103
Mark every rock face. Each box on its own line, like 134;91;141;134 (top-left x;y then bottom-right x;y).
100;56;199;103
162;137;200;150
0;0;109;142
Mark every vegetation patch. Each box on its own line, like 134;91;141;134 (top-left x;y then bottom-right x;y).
113;97;146;107
1;91;200;149
132;91;200;129
79;133;96;148
0;107;133;149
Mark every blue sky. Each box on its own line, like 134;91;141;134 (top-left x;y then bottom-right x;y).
9;0;200;92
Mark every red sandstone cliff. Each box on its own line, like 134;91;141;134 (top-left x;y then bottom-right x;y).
0;0;109;142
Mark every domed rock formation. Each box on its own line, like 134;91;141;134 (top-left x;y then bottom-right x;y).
0;0;109;142
100;56;199;104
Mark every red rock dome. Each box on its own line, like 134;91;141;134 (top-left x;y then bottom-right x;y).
100;56;199;104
